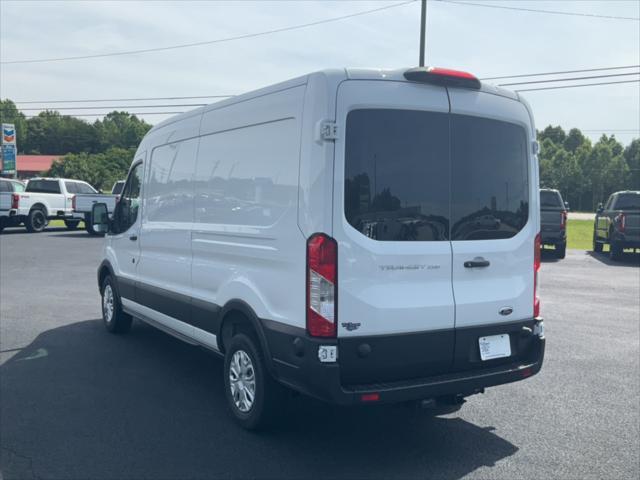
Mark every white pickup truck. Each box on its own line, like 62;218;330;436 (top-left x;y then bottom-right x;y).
0;178;26;233
73;189;118;235
12;178;103;233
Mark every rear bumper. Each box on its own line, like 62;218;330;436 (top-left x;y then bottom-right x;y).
265;318;545;405
611;234;640;249
540;229;566;244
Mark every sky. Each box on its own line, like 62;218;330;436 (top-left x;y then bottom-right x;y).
1;0;639;145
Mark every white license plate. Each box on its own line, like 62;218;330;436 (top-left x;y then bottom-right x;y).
479;334;511;361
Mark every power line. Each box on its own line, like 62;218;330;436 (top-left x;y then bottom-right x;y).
498;72;639;87
437;0;640;21
13;95;234;104
481;65;640;81
515;79;640;92
23;111;186;118
8;65;639;105
14;103;208;111
1;0;416;65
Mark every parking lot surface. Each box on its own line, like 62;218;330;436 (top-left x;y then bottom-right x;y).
1;229;639;480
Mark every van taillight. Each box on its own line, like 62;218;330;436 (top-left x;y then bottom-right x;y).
616;213;626;233
560;211;567;229
71;195;76;211
534;233;541;318
11;194;19;209
307;233;337;338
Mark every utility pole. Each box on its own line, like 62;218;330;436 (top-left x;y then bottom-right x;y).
419;0;427;67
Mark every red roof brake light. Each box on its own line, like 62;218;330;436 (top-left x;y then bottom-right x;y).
403;66;481;90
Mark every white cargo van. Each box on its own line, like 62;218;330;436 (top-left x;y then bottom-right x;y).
92;67;545;429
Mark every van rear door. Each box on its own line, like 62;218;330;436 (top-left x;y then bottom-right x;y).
332;80;455;384
447;90;537;368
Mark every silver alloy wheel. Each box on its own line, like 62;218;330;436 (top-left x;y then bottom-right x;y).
229;350;256;413
103;284;114;324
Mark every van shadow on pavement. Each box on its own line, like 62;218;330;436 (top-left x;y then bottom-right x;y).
1;319;518;480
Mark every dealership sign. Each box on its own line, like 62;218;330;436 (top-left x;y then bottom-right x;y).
2;123;16;174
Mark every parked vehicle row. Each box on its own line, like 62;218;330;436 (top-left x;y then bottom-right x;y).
0;177;124;235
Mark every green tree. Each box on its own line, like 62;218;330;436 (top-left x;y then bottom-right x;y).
623;139;640;189
94;112;151;151
23;111;98;154
563;128;588;154
46;147;135;191
538;125;566;146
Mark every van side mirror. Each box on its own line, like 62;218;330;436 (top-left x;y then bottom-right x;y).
564;201;570;211
91;202;110;234
597;203;604;213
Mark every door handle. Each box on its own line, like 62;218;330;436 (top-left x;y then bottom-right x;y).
464;258;490;268
129;235;138;241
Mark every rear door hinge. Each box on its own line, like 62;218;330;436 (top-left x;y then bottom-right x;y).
318;121;338;142
531;140;540;155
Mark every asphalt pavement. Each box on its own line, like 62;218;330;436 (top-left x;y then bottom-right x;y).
1;228;639;480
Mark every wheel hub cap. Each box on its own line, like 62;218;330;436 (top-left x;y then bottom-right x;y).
229;350;256;413
103;285;114;323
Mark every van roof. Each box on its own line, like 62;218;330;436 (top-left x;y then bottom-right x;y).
149;67;519;132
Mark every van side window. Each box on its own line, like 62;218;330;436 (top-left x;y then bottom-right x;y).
194;119;298;227
146;139;198;223
344;109;450;241
451;115;528;240
114;163;143;233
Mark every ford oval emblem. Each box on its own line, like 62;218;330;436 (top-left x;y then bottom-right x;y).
499;307;513;316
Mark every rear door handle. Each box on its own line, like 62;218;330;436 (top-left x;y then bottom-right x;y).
129;235;138;241
464;258;490;268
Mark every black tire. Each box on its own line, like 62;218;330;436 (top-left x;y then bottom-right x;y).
64;219;80;230
610;241;623;261
25;208;47;233
223;333;283;430
556;241;566;259
593;232;603;253
101;276;132;334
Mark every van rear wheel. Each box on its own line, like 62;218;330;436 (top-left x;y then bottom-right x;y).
224;333;283;430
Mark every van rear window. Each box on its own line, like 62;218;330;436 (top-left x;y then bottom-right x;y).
450;115;528;240
344;110;529;241
344;109;450;241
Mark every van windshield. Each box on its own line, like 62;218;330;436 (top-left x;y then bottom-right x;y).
344;109;529;241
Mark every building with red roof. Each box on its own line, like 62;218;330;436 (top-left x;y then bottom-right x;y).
16;155;62;179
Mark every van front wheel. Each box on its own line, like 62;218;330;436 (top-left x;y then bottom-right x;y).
101;276;132;334
224;333;282;430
